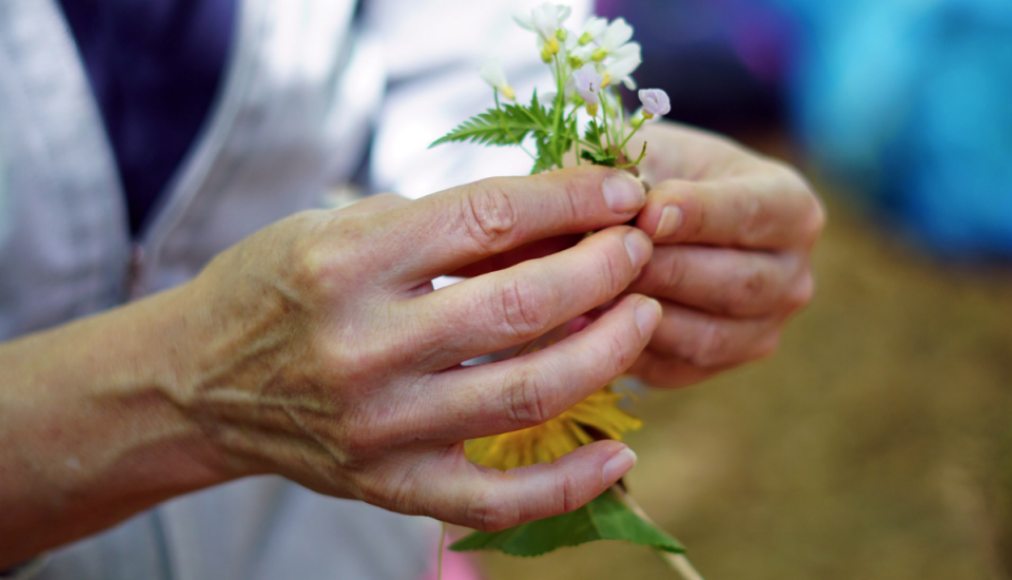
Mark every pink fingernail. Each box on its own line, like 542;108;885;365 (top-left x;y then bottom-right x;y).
602;447;638;484
655;206;683;238
602;173;646;213
624;231;651;267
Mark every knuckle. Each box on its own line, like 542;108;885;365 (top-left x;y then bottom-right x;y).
336;413;392;462
503;367;552;427
317;333;388;382
354;462;416;512
496;278;553;339
558;472;581;513
607;328;639;373
726;266;769;314
651;250;687;295
292;217;366;291
460;180;520;253
739;194;772;246
596;240;628;297
688;321;731;368
559;175;588;223
465;488;515;531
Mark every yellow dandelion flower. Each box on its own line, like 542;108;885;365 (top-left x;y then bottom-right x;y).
465;388;642;471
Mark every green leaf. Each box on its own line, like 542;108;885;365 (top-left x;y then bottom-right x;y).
450;489;685;557
430;96;555;149
581;149;618;167
584;120;605;148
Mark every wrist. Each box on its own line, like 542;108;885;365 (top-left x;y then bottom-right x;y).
0;282;236;565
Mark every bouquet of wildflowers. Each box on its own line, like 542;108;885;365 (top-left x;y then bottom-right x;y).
434;4;700;578
433;4;671;175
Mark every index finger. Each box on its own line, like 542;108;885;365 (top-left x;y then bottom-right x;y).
379;166;646;285
636;164;824;250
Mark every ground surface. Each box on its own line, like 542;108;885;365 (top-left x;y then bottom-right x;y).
478;169;1012;579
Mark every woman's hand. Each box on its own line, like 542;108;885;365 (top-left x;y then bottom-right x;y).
179;166;660;530
627;123;825;388
0;166;662;566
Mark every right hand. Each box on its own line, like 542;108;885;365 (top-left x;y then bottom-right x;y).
174;166;661;531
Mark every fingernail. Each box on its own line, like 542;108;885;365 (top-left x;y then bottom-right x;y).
655;206;683;239
624;231;651;267
635;298;661;335
602;447;638;484
602;173;646;213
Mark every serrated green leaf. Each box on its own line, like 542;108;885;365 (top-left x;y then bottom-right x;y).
430;99;555;149
450;489;685;557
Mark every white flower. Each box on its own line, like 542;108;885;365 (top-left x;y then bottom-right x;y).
577;17;608;46
566;17;606;65
479;61;516;100
515;3;572;62
571;64;602;114
599;18;634;52
638;88;671;118
515;3;572;40
601;42;642;89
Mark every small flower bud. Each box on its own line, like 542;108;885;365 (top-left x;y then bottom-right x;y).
637;88;671;118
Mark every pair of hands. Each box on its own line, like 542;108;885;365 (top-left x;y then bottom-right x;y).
177;123;823;531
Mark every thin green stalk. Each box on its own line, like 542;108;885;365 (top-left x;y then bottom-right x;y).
436;522;447;580
550;54;568;168
617;121;644;154
612;486;704;580
599;91;615;153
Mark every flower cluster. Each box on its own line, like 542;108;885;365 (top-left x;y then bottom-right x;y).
434;3;670;174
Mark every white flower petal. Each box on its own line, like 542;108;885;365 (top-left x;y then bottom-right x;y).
604;42;642;84
580;16;608;43
572;63;603;105
479;61;508;90
601;18;634;51
521;3;573;39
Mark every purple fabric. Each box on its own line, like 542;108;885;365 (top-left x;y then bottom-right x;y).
58;0;237;236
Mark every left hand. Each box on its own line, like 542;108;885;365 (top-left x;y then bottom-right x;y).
627;122;825;388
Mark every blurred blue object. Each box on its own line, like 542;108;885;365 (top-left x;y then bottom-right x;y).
775;0;1012;259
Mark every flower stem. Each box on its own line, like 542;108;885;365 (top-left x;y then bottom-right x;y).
611;486;705;580
436;521;447;580
551;55;567;168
